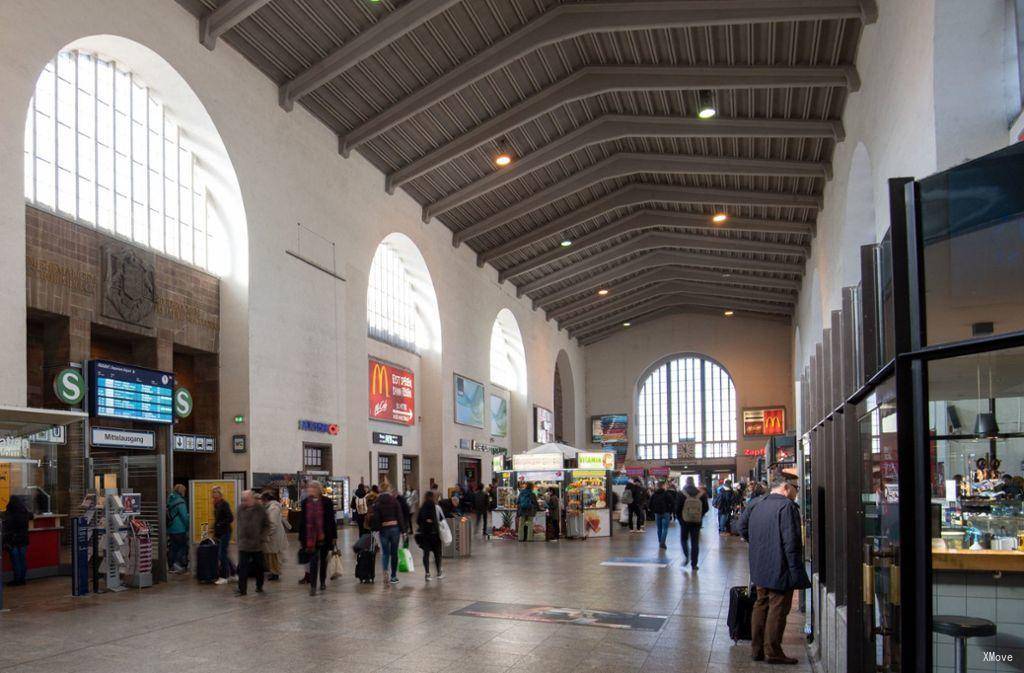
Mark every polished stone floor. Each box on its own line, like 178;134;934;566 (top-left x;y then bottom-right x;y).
0;516;810;673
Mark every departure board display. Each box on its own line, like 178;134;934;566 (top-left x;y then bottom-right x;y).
89;360;175;424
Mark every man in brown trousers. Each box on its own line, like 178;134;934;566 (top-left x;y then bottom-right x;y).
739;474;811;665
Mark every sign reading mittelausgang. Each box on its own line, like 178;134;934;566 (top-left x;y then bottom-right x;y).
91;427;156;450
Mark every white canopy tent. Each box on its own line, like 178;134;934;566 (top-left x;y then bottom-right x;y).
525;442;583;459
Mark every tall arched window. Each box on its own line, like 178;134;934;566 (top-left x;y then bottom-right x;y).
636;354;737;460
490;309;526;394
24;49;227;274
367;241;417;352
366;235;441;354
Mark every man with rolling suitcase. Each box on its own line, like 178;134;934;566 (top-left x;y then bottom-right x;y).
739;474;810;665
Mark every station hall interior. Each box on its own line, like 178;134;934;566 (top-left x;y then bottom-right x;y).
1;1;1024;673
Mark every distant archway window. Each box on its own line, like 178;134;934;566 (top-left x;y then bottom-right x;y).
367;241;418;352
24;50;225;273
490;309;527;394
636;355;737;460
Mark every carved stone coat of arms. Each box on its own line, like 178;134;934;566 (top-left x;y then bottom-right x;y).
101;244;156;328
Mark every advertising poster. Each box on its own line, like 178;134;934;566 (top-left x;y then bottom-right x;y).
189;479;239;544
534;406;554;443
743;407;786;437
591;414;628;444
578;452;615;470
0;463;9;510
451;601;667;632
490;393;508;437
369;358;415;425
454;374;485;428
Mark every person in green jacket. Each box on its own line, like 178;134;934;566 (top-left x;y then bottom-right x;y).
167;484;190;573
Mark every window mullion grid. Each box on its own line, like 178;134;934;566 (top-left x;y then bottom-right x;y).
72;51;79;221
52;55;58;215
664;362;672;461
699;358;707;459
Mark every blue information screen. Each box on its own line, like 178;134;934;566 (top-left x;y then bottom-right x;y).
88;360;175;424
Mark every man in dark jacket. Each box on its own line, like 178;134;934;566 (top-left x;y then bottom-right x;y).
675;477;709;569
211;486;234;583
740;475;810;665
516;482;539;541
3;496;34;585
713;480;736;534
474;486;491;539
234;490;269;596
625;479;644;532
648;482;675;549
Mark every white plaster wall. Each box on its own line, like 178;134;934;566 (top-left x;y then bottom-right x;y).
0;0;586;489
793;0;1019;432
584;312;793;473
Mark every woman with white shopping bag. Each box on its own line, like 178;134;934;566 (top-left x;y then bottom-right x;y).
414;491;446;581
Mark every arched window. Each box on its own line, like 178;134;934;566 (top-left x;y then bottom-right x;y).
24;49;227;274
636;354;737;460
367;241;418;352
490;309;526;394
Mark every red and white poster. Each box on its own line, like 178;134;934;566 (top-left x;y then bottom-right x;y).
369;358;415;425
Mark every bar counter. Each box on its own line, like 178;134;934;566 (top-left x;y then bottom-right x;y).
933;549;1024;572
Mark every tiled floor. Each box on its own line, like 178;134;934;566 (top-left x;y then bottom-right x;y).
0;518;811;673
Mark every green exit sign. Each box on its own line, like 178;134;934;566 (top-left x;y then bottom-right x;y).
233;415;245;424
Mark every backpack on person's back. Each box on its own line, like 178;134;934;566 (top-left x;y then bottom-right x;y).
681;494;704;524
355;496;368;515
620;487;634;505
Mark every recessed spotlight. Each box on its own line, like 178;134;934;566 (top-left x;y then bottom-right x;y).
722;272;732;278
597;289;609;296
622;321;631;328
723;310;734;317
697;89;717;119
712;212;728;224
494;153;513;167
560;240;573;247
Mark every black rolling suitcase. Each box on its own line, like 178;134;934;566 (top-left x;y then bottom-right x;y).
196;538;219;583
727;585;756;643
353;533;377;584
355;550;376;583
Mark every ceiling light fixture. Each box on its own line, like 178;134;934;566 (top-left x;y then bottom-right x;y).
622;322;631;328
597;289;609;296
494;152;512;167
712;212;728;224
723;310;734;317
697;89;717;119
560;240;573;248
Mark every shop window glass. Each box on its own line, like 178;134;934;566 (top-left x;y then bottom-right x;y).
24;50;226;274
636;355;736;460
918;143;1024;345
927;345;1024;672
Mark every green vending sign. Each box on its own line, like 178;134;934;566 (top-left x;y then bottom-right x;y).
53;368;85;405
174;387;193;418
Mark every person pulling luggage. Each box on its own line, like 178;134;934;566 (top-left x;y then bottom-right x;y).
738;474;810;665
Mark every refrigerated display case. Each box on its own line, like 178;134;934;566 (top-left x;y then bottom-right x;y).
564;469;612;537
491;470;518;539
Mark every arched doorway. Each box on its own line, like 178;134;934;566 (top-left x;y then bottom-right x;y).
554;349;575;445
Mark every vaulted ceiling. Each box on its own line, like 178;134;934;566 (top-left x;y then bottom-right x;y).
176;0;876;344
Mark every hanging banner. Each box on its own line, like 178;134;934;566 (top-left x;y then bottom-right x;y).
369;358;415;426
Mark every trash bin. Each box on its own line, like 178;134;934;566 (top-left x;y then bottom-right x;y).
442;515;473;558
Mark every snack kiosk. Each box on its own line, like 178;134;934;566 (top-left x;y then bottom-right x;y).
564;451;614;537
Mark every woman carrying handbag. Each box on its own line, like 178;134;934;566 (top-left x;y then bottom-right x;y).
414;491;446;581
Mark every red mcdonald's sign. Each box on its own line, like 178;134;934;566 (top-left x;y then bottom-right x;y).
742;407;786;437
369;358;415;426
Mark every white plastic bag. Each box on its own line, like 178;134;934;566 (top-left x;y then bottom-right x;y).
437;505;453;546
327;549;344;579
618;506;629;524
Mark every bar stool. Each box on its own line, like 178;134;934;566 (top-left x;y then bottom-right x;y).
933;615;996;673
